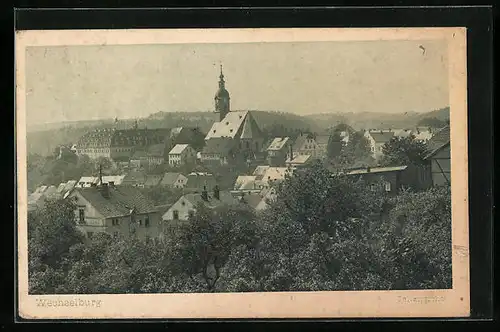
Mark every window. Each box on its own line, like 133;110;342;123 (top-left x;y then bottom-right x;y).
113;231;119;239
145;216;150;228
87;231;94;239
385;182;391;192
78;208;85;223
112;218;120;226
370;184;377;192
188;210;194;218
138;219;142;226
173;210;179;220
181;201;185;206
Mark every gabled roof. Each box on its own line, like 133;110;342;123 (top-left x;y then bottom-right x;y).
240;112;263;139
169;144;190;155
367;131;395;143
267;137;290;151
286;154;312;164
259;167;293;182
253;165;270;177
424;125;450;159
205;111;249;139
160;172;184;186
234;175;259;190
74;186;156;218
292;133;314;150
182;191;240;209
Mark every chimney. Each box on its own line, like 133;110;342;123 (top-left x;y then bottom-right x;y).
98;164;103;185
201;185;208;201
366;167;371;173
99;182;110;198
213;185;220;200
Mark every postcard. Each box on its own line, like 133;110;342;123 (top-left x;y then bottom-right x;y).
16;27;469;319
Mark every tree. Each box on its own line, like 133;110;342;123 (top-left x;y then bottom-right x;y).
28;199;85;294
326;132;343;159
417;117;447;128
333;131;375;168
171;203;257;292
373;185;452;289
381;135;428;166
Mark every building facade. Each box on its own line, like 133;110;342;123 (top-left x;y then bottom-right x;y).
75;124;169;162
67;183;161;241
168;144;197;167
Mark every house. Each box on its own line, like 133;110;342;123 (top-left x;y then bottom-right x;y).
165;127;205;154
342;165;426;194
291;133;323;159
129;150;149;169
232;175;263;193
314;135;331;159
76;175;126;188
75;125;169;161
423;125;450;186
286;154;313;168
364;130;395;160
235;187;278;211
413;127;434;142
144;174;163;188
252;166;294;188
160;172;188;189
168;144;197;167
67;182;161;241
199;138;236;166
121;171;148;187
146;143;166;169
266;137;291;167
185;172;218;192
162;186;239;222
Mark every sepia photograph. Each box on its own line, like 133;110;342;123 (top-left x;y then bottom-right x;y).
16;28;469;319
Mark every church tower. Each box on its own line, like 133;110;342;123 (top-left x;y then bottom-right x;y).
214;64;230;122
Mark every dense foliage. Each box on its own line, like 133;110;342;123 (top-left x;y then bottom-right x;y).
28;163;452;294
381;135;428;167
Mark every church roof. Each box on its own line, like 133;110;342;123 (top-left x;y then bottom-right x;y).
240;113;263;139
205;111;262;140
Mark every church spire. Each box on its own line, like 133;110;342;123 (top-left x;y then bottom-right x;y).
219;64;225;88
214;63;230;122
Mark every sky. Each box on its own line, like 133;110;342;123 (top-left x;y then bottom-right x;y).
25;40;449;126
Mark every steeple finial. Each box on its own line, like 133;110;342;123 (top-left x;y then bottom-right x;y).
219;63;225;86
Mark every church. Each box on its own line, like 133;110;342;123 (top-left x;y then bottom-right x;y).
200;66;264;166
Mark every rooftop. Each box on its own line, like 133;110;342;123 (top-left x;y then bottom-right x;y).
160;172;184;186
169;144;190;155
267;137;290;151
345;165;408;175
424;125;450;159
74;186;157;218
